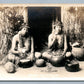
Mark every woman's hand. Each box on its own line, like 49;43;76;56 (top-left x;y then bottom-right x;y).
18;48;26;54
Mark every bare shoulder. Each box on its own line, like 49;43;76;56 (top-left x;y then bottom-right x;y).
49;33;53;38
12;34;19;41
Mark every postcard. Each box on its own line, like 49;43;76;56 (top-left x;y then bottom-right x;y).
0;4;84;81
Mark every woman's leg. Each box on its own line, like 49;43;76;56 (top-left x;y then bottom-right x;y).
42;52;52;60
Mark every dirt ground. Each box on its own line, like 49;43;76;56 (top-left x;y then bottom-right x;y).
0;61;84;81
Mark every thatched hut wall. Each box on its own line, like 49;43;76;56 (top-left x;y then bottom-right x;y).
0;7;26;60
62;6;84;44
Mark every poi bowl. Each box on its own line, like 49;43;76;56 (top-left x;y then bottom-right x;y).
72;47;84;61
19;59;33;68
50;56;65;67
65;60;80;72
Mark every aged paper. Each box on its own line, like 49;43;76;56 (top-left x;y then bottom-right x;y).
0;4;84;81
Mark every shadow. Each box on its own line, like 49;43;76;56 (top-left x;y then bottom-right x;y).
35;63;46;67
7;69;16;74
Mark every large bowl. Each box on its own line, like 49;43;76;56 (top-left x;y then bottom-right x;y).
50;56;65;67
19;59;33;68
72;47;84;61
65;60;80;72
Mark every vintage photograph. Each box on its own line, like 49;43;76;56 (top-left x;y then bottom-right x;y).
0;4;84;80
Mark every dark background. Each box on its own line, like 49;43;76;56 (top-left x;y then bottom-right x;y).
28;7;61;51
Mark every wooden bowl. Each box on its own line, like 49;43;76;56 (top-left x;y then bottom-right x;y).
19;59;33;68
65;60;79;72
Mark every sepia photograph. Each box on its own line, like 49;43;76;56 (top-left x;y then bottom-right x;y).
0;4;84;80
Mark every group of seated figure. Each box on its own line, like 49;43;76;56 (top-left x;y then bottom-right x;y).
1;20;80;73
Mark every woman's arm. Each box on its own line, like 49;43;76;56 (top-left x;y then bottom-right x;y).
10;36;20;54
31;36;34;53
30;36;35;61
48;34;56;49
62;34;68;56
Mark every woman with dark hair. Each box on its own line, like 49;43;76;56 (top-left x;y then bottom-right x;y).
1;23;35;73
42;20;71;64
10;23;34;61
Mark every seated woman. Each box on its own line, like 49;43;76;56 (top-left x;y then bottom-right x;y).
9;23;35;62
1;23;35;73
42;20;71;62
